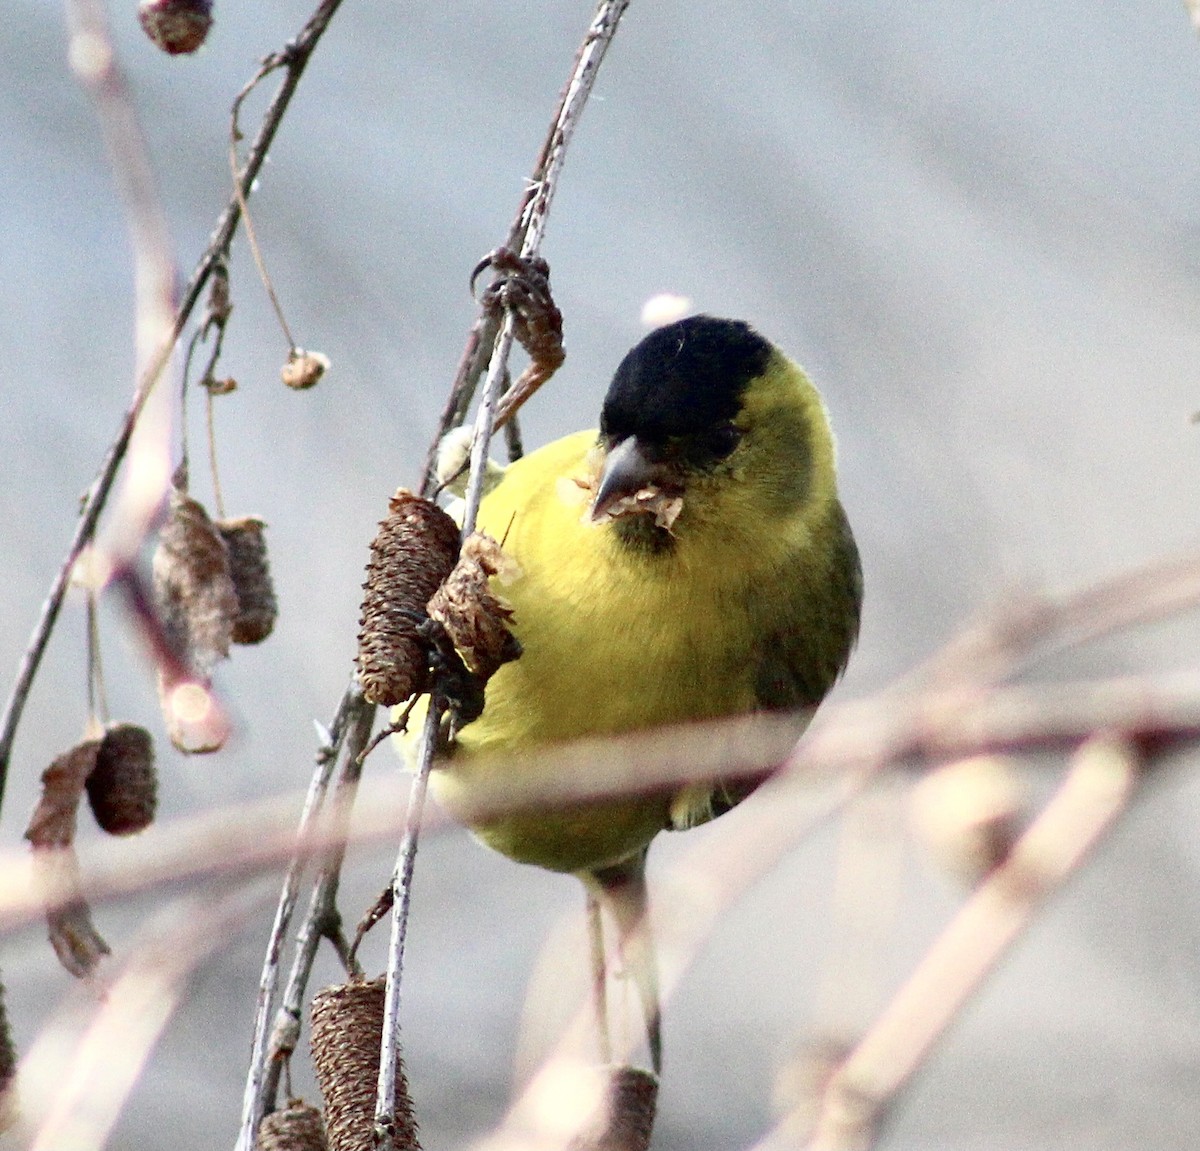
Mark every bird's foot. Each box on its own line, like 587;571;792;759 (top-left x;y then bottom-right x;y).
470;247;565;428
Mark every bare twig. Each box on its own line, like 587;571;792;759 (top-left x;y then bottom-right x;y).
792;735;1143;1151
0;0;347;809
374;702;441;1150
379;5;632;1136
912;548;1200;691
235;685;373;1151
229;70;297;351
418;0;633;494
0;0;177;808
255;695;374;1121
0;671;1197;945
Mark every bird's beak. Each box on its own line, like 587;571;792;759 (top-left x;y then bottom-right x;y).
590;437;661;522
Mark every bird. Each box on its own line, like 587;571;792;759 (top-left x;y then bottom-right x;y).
425;314;862;1075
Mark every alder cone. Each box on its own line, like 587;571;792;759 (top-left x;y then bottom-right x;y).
217;516;278;645
256;1100;328;1151
357;490;459;706
153;486;237;677
426;532;520;683
0;981;14;1133
310;978;420;1151
569;1065;658;1151
86;723;157;836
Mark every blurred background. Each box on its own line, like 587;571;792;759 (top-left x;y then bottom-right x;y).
5;1;1200;1147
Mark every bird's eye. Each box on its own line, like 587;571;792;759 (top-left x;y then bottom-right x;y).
707;423;741;460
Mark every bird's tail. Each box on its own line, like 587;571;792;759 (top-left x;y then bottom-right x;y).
585;851;662;1075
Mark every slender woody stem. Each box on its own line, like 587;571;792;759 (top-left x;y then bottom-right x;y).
377;2;633;1139
0;0;346;812
235;687;373;1151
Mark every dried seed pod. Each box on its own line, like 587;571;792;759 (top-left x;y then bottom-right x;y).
257;1099;329;1151
45;893;112;979
357;490;460;706
426;532;521;683
281;349;330;391
153;486;238;677
25;740;98;850
138;0;213;55
310;978;420;1151
25;742;112;978
86;723;157;836
567;1065;658;1151
217;516;278;645
0;979;16;1133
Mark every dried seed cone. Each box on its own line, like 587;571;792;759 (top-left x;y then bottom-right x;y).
570;1066;658;1151
0;979;17;1133
427;532;521;683
86;723;157;836
256;1100;329;1151
357;490;460;706
310;978;420;1151
153;486;238;677
217;516;278;644
138;0;213;55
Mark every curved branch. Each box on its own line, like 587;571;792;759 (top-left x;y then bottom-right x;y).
0;0;346;811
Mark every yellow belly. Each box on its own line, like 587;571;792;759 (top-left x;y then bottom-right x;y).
428;431;772;873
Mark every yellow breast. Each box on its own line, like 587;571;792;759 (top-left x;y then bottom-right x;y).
428;430;790;872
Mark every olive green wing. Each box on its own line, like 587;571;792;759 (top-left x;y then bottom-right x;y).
672;501;862;829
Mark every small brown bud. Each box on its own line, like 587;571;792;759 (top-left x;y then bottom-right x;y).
217;516;278;645
427;532;520;683
310;978;420;1151
138;0;213;55
25;742;112;978
257;1100;329;1151
281;349;330;391
153;486;237;677
357;490;460;706
86;723;157;836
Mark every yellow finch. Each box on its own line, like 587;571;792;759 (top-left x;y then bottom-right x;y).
428;314;862;1071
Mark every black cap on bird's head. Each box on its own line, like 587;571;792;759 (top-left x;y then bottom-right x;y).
591;316;773;525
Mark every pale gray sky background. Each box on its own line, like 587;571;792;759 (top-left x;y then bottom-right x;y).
5;3;1200;1148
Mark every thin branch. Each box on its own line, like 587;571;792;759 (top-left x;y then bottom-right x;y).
0;0;346;808
175;0;345;335
418;0;632;494
794;735;1142;1151
229;74;297;351
375;702;441;1151
0;0;177;807
234;685;372;1151
0;671;1197;943
378;5;632;1136
255;694;374;1122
